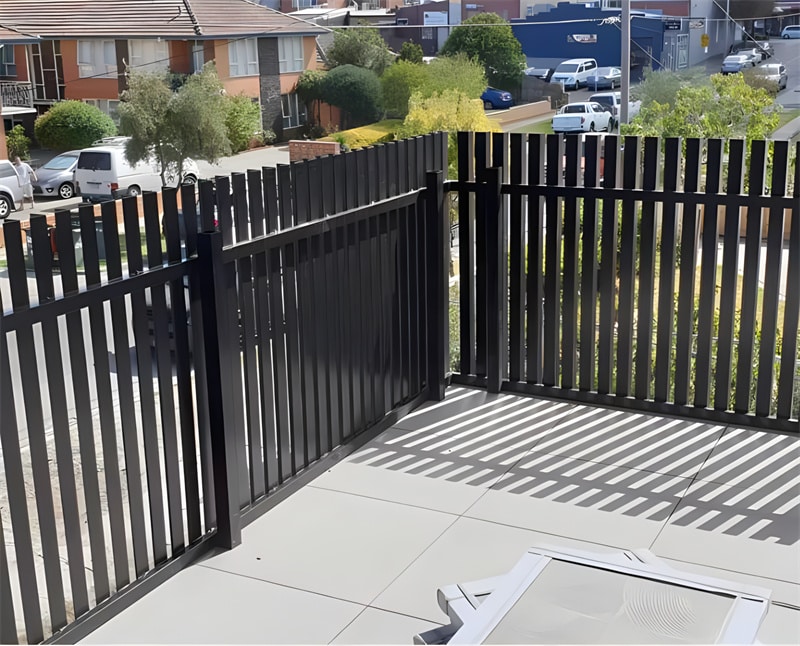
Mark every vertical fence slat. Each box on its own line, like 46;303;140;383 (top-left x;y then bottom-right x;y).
323;229;342;449
267;245;293;483
425;170;448;400
777;143;800;420
508;134;525;382
674;138;702;405
409;203;424;397
474;132;489;376
311;232;332;454
283;241;306;473
336;224;355;439
215;175;234;244
0;514;18;644
457;131;476;376
263;167;279;233
694;138;724;407
32;213;92;617
756;140;788;417
248;169;266;237
233;172;264;501
78;203;132;594
597;136;619;395
299;236;320;462
615;136;640;397
634;137;660;400
561;135;580;389
714;139;746;410
579;134;601;391
543;134;563;387
735;140;767;413
526;134;546;385
0;283;44;643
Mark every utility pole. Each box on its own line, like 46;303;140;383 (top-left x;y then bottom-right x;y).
620;0;631;125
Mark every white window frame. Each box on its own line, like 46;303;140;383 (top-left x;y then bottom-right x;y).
228;38;259;77
278;37;304;73
281;93;306;129
0;46;16;77
192;41;205;74
128;39;169;74
77;40;117;78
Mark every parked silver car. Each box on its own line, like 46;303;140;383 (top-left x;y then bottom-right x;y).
721;54;756;74
32;150;80;199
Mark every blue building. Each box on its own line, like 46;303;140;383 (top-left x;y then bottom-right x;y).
512;3;669;80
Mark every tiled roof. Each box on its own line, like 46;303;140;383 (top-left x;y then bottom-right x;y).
0;23;39;42
0;0;327;39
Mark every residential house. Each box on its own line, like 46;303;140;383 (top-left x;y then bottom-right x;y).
0;24;37;158
0;0;330;148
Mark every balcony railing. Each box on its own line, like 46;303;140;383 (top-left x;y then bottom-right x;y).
0;132;797;644
0;80;33;108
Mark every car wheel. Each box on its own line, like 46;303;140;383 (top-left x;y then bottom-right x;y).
589;122;596;132
0;195;11;219
128;185;141;197
182;174;197;186
484;100;493;110
58;182;74;199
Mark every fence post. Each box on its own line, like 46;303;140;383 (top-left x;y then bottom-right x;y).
425;170;448;401
197;231;242;549
480;166;503;393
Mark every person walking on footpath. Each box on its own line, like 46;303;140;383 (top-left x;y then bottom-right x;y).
13;156;37;209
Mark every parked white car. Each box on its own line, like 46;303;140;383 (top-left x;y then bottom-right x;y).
552;102;614;133
0;159;24;219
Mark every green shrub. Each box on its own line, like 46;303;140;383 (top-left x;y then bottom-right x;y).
381;60;428;118
261;129;277;145
398;41;424;65
224;94;262;153
34;100;116;150
6;125;30;159
320;120;400;149
320;65;383;128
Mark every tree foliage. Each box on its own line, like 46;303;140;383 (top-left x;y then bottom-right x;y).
631;67;710;109
326;26;393;76
398;89;500;176
320;64;383;128
295;69;327;124
6;125;31;159
381;60;428;119
398;41;424;65
224;94;261;153
439;12;525;91
623;73;780;141
118;63;230;186
421;54;487;100
34;100;116;151
381;54;486;119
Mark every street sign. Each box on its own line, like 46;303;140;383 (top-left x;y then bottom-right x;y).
700;33;710;47
664;19;682;31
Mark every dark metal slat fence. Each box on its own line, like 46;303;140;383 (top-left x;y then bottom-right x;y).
451;132;799;433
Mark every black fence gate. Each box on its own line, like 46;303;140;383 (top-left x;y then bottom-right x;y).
0;132;449;644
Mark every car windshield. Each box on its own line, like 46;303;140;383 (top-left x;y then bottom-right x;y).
43;154;78;170
594;97;613;106
556;63;579;73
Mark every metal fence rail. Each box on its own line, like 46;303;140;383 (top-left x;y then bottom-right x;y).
450;132;799;432
0;132;449;644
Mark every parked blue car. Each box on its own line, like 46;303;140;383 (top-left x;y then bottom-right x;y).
481;88;514;110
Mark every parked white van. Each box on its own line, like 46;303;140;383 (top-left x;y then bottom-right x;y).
75;138;199;202
550;58;598;91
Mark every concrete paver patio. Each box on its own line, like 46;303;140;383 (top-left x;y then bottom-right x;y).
80;387;800;644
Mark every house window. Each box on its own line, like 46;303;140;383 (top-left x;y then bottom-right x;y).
278;37;304;73
84;98;120;124
228;38;258;77
281;93;306;129
192;41;205;73
0;47;16;77
77;40;117;78
128;39;169;73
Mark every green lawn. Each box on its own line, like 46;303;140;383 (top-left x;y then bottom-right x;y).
512;120;554;135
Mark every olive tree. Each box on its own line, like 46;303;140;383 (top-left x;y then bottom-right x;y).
118;63;231;186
